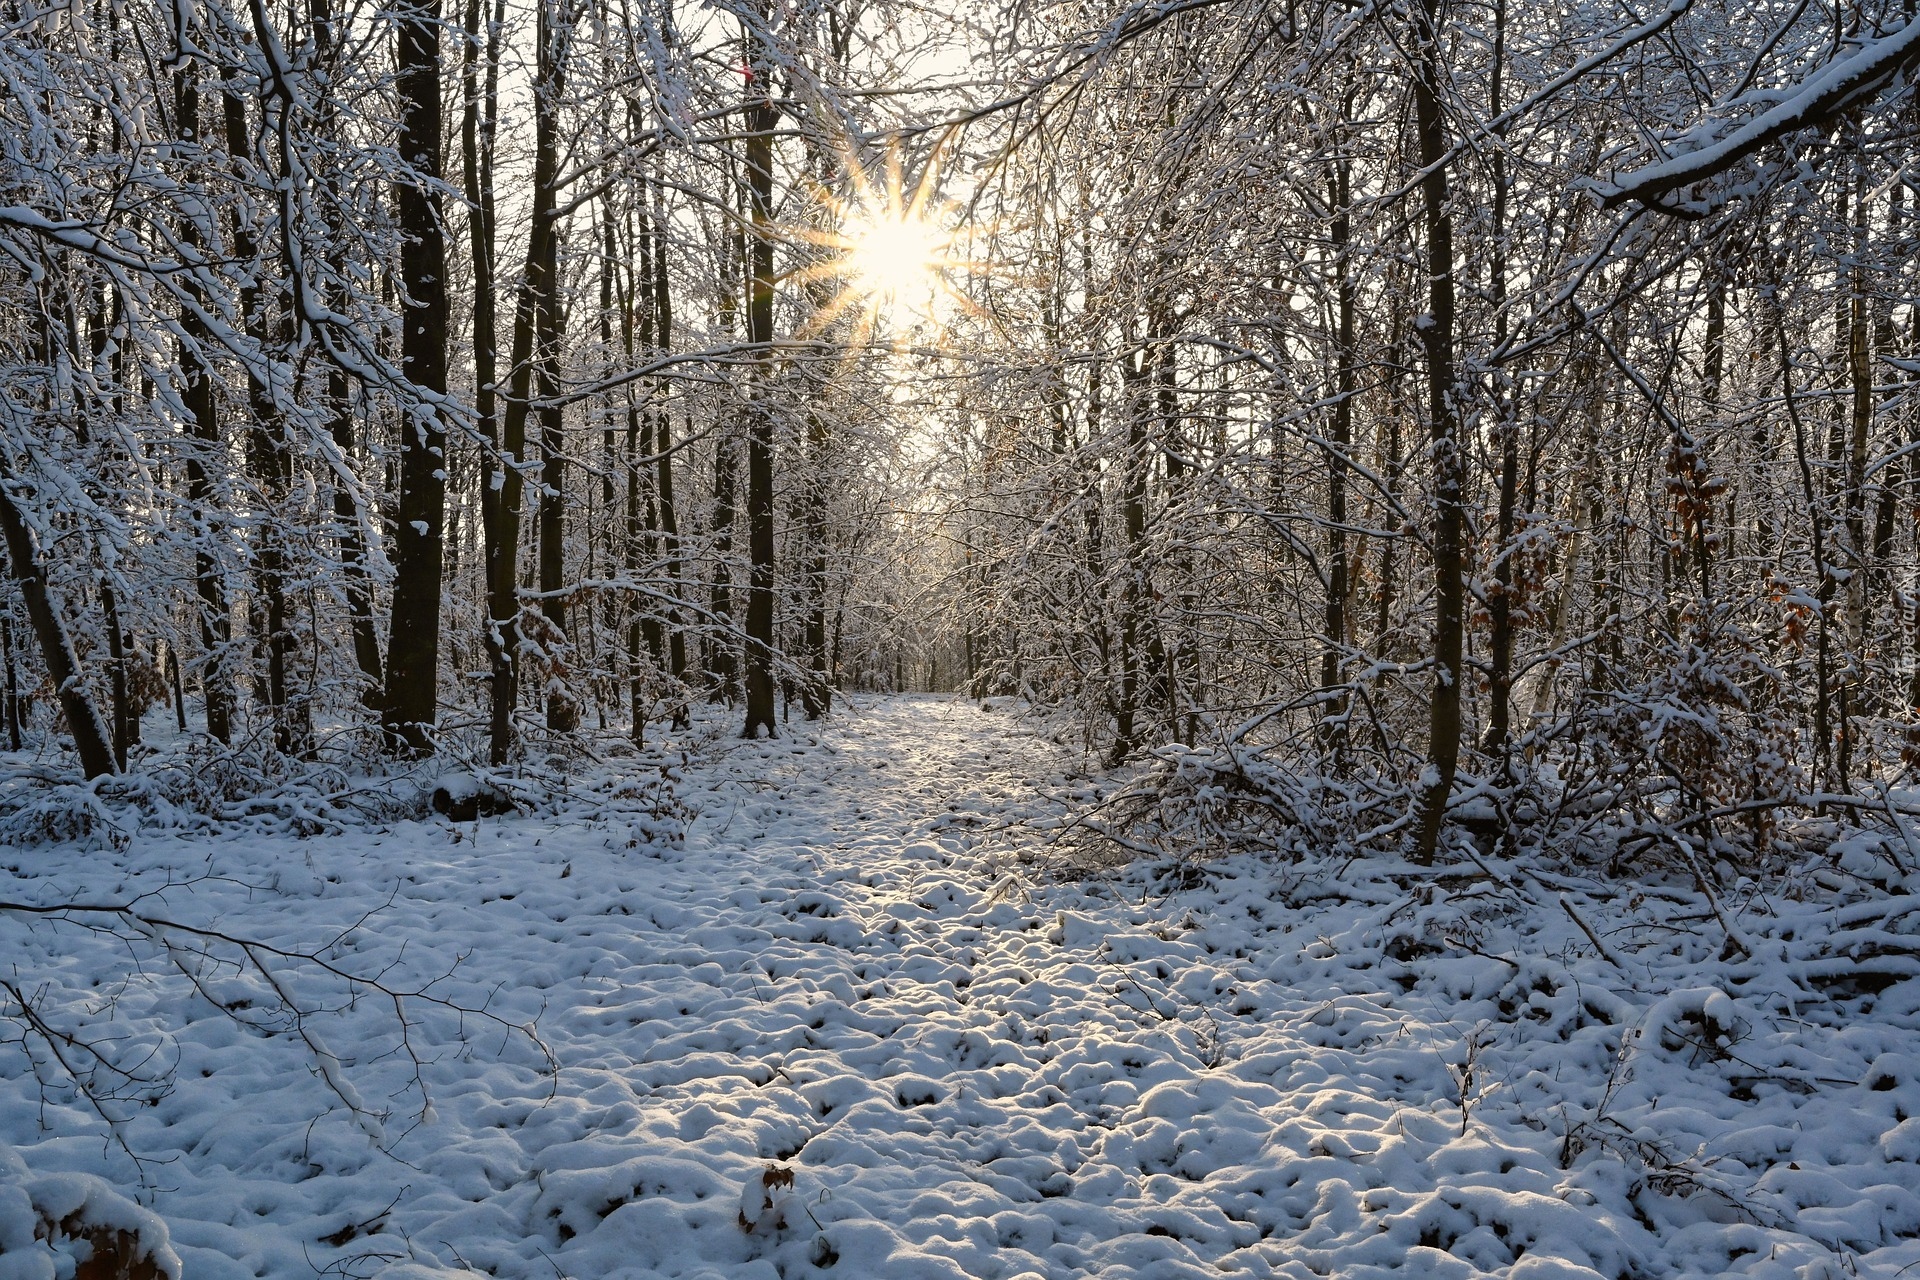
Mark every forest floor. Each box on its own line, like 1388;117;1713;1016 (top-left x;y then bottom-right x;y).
5;695;1920;1280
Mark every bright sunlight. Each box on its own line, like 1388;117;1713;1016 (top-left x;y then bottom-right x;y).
797;140;981;341
842;210;945;310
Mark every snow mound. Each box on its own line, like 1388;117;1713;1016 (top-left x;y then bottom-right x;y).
0;1141;181;1280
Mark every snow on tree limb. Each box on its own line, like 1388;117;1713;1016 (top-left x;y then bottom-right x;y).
1603;18;1920;209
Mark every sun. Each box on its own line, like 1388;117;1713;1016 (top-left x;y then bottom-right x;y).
843;210;945;310
794;138;983;343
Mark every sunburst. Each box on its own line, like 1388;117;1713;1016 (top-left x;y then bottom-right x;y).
794;138;984;348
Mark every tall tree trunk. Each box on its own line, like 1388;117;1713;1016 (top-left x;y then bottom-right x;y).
1843;142;1871;750
1870;184;1901;707
224;82;308;756
86;286;134;767
617;204;650;740
1109;349;1150;765
741;16;779;739
1080;240;1110;699
707;172;744;703
381;0;451;755
536;206;574;733
1149;298;1181;739
1320;154;1354;764
636;207;665;671
1482;5;1518;770
308;0;385;711
709;423;738;700
597;207;619;729
651;179;690;727
1374;301;1409;655
493;0;569;751
1703;262;1728;552
799;398;831;719
328;370;384;703
466;0;511;762
1410;0;1463;865
174;59;235;745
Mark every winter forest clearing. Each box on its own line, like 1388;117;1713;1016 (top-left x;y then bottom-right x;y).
0;698;1915;1280
10;0;1920;1272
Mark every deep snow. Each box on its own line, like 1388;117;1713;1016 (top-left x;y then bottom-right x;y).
4;695;1920;1279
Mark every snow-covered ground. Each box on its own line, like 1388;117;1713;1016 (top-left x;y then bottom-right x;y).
4;695;1920;1279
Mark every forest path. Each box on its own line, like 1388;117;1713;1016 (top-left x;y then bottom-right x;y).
8;696;1909;1280
687;692;1069;870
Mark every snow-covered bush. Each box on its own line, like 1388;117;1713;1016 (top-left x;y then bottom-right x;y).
0;1142;180;1280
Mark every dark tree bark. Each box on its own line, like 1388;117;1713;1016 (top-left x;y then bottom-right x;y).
1149;297;1181;740
1842;148;1871;747
173;60;235;745
636;204;665;672
536;243;573;732
1108;348;1150;766
380;0;451;755
0;467;116;778
651;181;690;727
707;185;743;703
1319;153;1354;764
531;0;574;735
1482;1;1518;770
223;82;309;757
100;584;130;769
328;372;384;703
618;204;650;741
85;286;135;768
308;0;385;711
799;398;831;720
492;0;570;752
2;616;20;752
1410;0;1464;865
741;17;779;739
465;0;511;762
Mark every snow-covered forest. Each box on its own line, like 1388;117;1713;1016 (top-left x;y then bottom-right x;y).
6;0;1920;1273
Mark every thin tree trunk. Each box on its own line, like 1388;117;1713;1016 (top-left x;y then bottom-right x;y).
1320;154;1354;764
174;59;235;745
101;584;130;768
651;180;690;727
1375;304;1409;653
0;467;116;778
1109;349;1149;765
799;395;831;718
1482;6;1518;769
224;83;308;757
494;0;570;748
85;285;134;767
616;205;649;741
636;204;665;671
2;616;20;752
466;0;511;762
536;204;574;732
1150;298;1182;740
707;167;744;703
306;0;385;711
327;368;385;702
1843;144;1871;748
